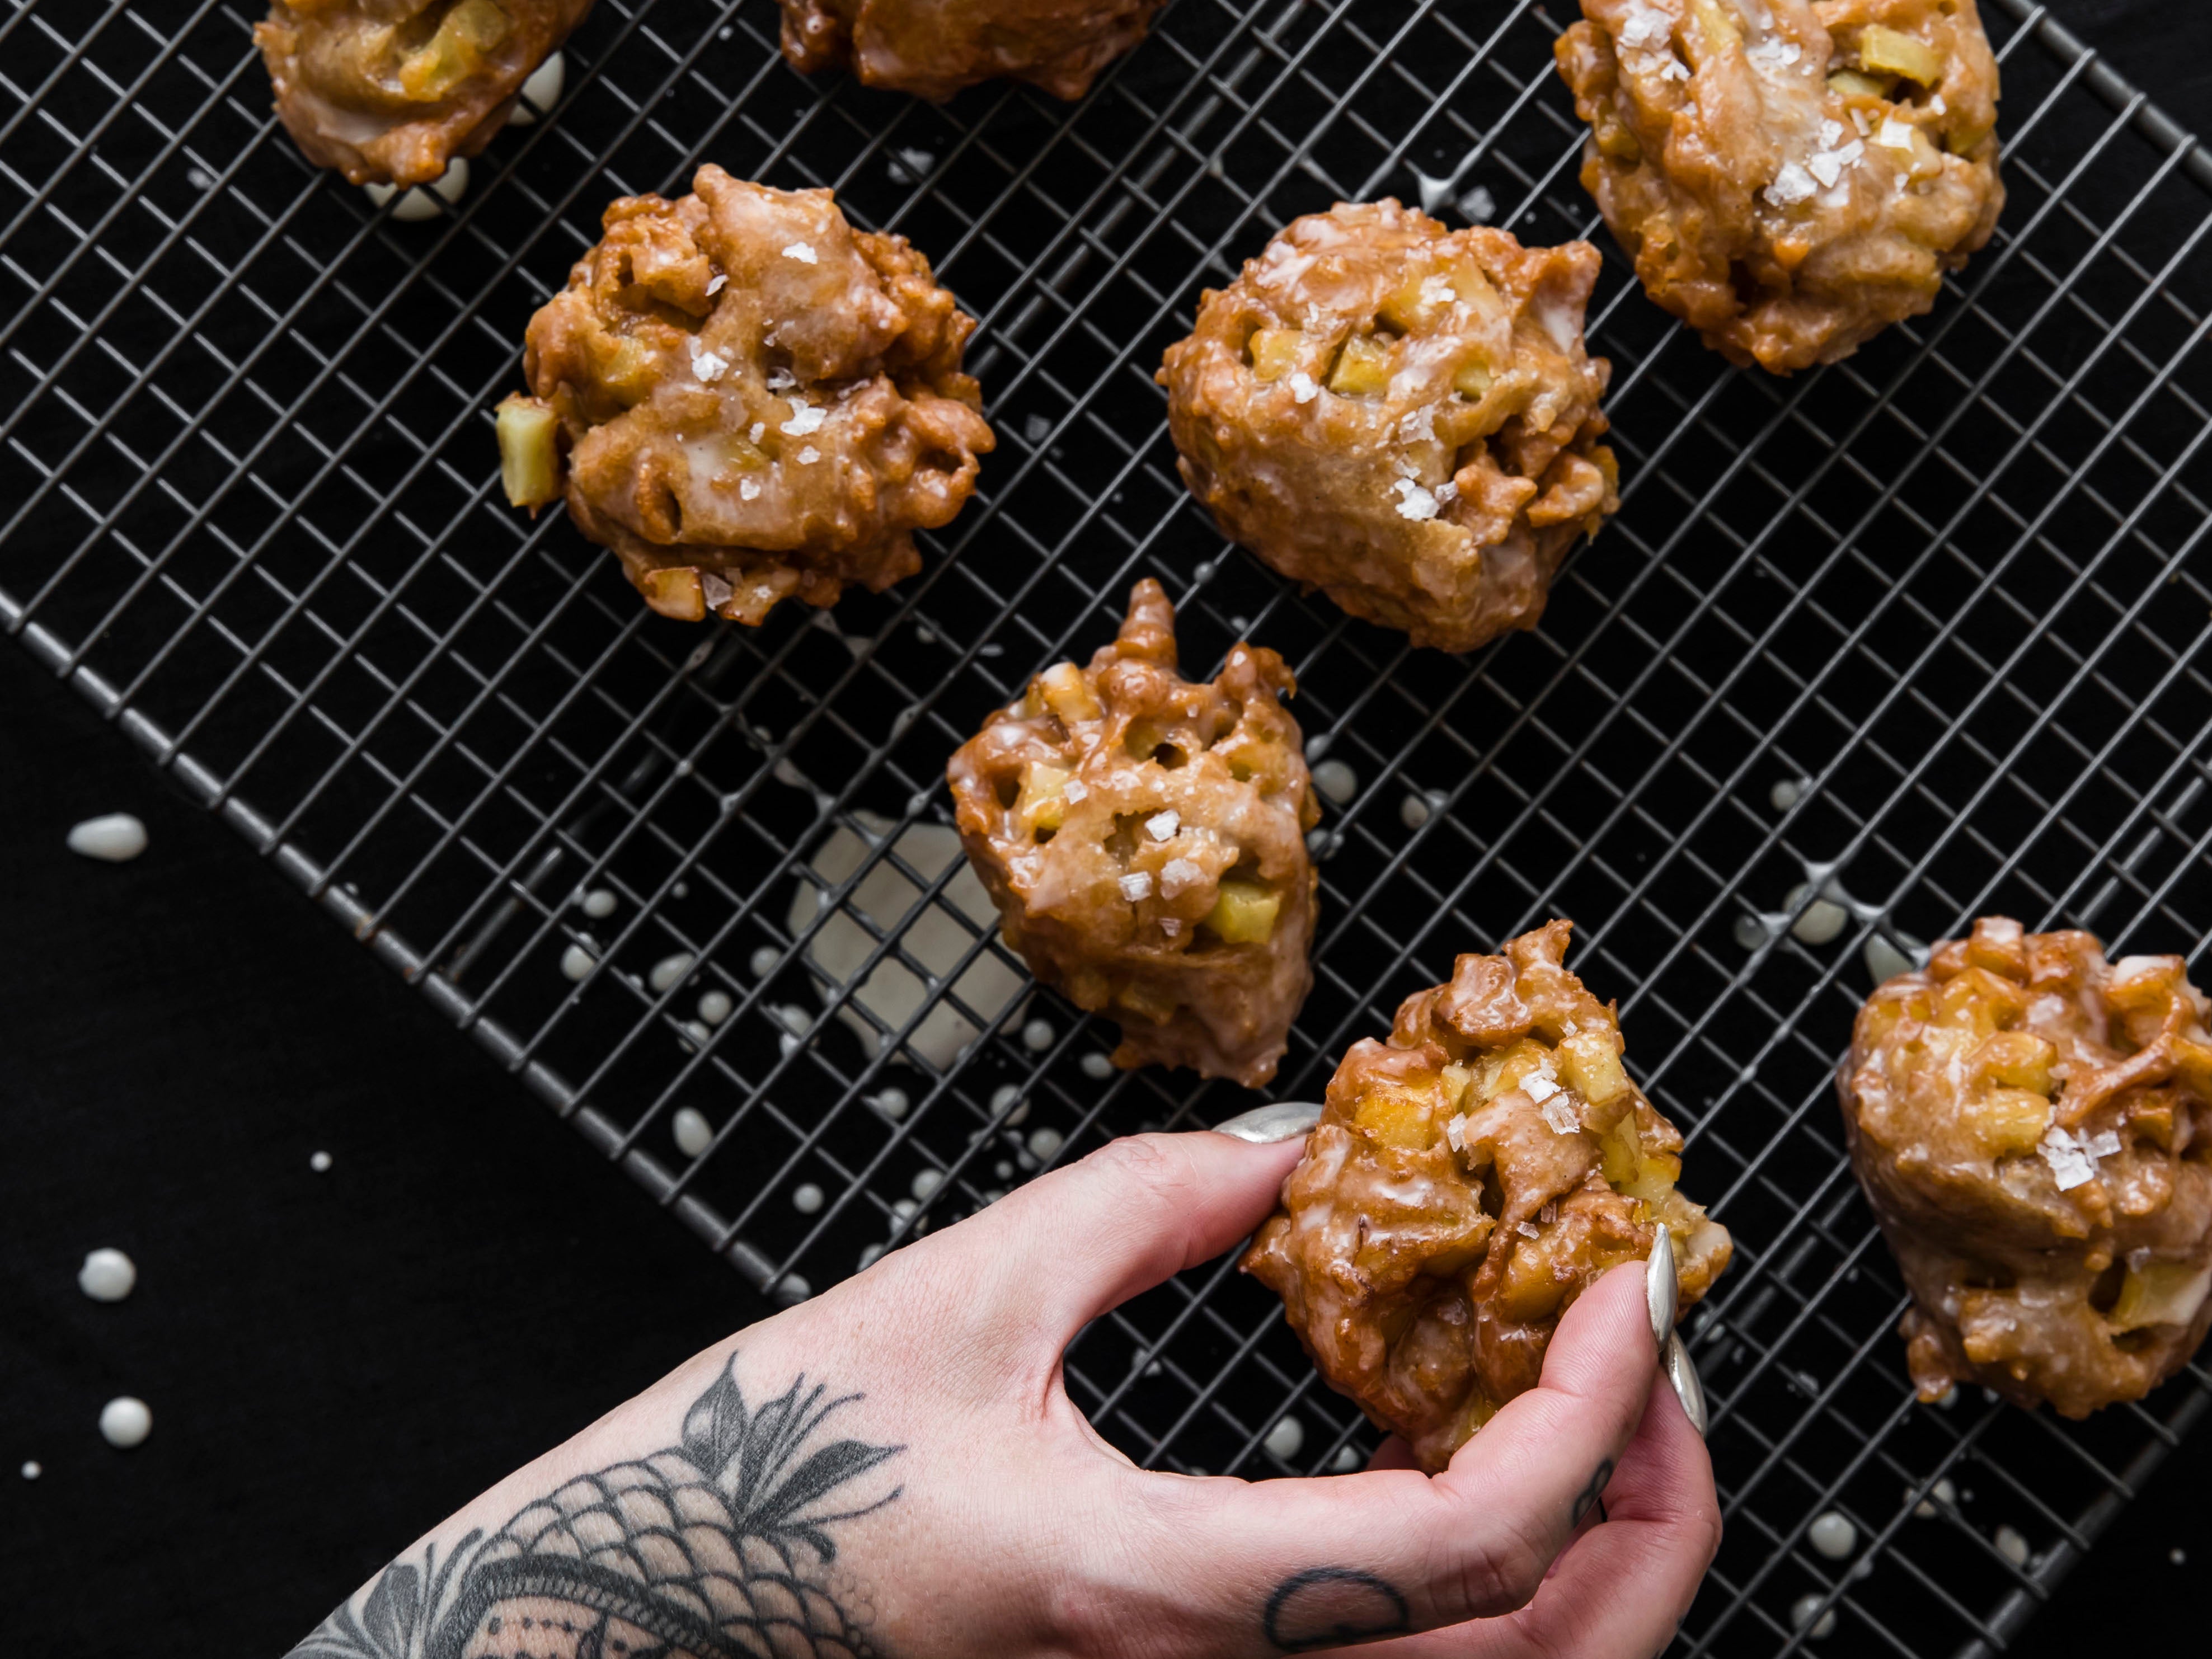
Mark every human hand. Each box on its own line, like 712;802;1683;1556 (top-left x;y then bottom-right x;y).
290;1118;1718;1659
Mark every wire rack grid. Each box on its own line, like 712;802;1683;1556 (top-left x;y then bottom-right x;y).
4;0;2210;1652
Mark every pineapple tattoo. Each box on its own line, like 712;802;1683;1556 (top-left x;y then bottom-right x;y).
288;1359;904;1659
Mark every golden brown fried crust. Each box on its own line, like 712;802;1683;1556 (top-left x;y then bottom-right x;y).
945;580;1320;1088
516;166;995;626
1556;0;2004;373
255;0;593;187
1840;917;2212;1417
1243;921;1732;1471
777;0;1166;100
1158;201;1619;655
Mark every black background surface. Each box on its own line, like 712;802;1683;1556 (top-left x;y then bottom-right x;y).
4;4;2209;1652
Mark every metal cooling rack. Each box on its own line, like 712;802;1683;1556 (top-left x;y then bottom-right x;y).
4;0;2209;1652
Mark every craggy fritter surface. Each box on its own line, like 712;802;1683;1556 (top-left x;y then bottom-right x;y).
777;0;1165;100
1159;201;1619;655
1557;0;2003;373
1840;917;2212;1417
256;0;592;186
1244;922;1732;1471
514;166;994;626
946;580;1319;1088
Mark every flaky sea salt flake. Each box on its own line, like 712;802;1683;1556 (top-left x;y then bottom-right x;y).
1118;871;1153;901
1392;478;1439;521
2040;1126;2096;1190
781;241;818;264
1617;3;1669;49
1287;372;1319;404
1145;809;1180;841
1764;162;1816;205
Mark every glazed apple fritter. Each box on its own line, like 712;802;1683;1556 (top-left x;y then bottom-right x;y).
1159;201;1619;655
1556;0;2004;372
499;166;995;627
256;0;593;187
946;580;1319;1088
1244;922;1732;1472
1840;917;2212;1416
777;0;1166;100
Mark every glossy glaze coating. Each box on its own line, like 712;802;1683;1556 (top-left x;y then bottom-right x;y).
1841;917;2212;1415
777;0;1165;100
1159;201;1618;655
1556;0;2003;372
513;167;994;626
947;581;1319;1088
1244;922;1732;1470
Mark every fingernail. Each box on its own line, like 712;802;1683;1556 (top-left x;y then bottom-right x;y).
1664;1331;1708;1439
1209;1101;1323;1144
1645;1226;1677;1352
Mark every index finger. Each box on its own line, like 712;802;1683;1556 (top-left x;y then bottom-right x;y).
1123;1257;1666;1653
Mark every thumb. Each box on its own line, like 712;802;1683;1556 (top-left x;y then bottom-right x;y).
955;1124;1308;1344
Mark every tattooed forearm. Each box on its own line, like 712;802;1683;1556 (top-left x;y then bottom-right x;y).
1571;1458;1615;1528
1262;1567;1411;1652
288;1358;904;1659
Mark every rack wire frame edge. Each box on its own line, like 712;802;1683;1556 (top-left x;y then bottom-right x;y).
1;0;2207;1654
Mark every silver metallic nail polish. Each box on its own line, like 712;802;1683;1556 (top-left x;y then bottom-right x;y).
1664;1331;1708;1439
1210;1101;1323;1144
1646;1226;1678;1352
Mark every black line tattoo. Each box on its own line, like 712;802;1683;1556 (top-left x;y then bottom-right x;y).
1571;1458;1615;1528
1263;1566;1412;1652
288;1357;904;1659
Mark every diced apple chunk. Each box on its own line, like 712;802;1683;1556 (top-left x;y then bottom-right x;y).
2108;1259;2212;1331
1204;877;1279;944
1557;1027;1631;1107
1016;763;1072;834
1974;1031;2057;1095
1685;0;1740;59
1477;1038;1554;1102
1857;24;1942;87
1601;1113;1679;1202
1039;661;1102;725
495;394;561;508
1969;1088;2052;1157
1355;1084;1436;1150
1327;335;1392;397
1454;358;1495;399
400;0;511;100
1247;328;1302;381
640;566;706;622
1828;68;1895;101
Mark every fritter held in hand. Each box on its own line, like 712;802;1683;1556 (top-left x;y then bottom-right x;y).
1244;921;1732;1472
1556;0;2004;372
777;0;1166;100
256;0;593;186
1159;201;1619;655
500;166;994;626
946;580;1319;1088
1840;917;2212;1416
